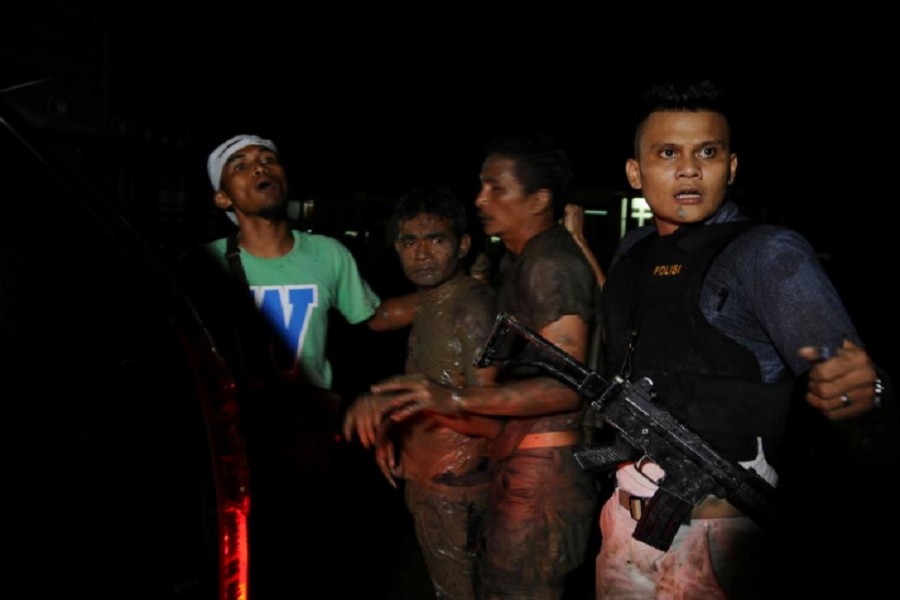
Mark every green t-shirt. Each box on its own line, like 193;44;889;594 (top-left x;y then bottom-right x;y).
206;230;380;389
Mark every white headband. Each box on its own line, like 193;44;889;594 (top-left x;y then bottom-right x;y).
207;134;278;191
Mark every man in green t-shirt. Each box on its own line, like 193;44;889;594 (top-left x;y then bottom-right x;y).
176;134;417;597
179;134;413;390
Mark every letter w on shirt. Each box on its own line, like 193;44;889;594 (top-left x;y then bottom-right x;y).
251;285;319;361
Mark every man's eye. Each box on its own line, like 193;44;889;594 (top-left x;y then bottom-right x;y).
659;149;677;159
698;147;717;158
233;163;246;171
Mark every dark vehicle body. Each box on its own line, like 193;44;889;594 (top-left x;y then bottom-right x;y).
0;89;250;598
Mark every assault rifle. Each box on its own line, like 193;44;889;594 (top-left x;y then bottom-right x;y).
475;313;780;551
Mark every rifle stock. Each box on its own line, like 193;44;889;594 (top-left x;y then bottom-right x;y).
476;313;780;551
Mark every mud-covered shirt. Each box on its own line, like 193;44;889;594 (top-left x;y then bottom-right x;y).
496;224;600;436
400;273;498;485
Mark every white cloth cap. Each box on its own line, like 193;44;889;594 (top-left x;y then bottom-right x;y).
207;134;278;191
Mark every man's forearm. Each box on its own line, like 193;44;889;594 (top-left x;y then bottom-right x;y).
454;376;582;417
367;292;419;331
430;413;504;438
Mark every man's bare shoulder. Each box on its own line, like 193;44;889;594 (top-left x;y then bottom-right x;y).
445;275;497;329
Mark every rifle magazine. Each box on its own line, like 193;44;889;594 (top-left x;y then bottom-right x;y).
632;489;693;551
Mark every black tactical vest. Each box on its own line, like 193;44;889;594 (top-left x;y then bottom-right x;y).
602;222;792;461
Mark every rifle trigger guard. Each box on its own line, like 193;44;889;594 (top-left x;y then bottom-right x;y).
635;456;664;484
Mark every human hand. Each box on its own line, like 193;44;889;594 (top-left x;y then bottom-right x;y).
342;393;393;448
798;339;878;420
370;374;458;422
374;426;403;489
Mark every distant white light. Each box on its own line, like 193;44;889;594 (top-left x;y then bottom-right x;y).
631;198;652;225
344;230;358;238
620;197;653;239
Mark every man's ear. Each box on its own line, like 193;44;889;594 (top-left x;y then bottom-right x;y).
625;158;643;190
530;189;553;216
213;190;234;211
728;153;738;184
457;234;471;259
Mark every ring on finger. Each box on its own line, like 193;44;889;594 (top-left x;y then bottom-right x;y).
840;393;852;408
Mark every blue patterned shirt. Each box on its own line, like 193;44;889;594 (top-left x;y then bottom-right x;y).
613;202;860;383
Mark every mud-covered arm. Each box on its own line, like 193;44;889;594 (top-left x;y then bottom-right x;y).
365;291;419;332
373;314;588;419
429;365;504;438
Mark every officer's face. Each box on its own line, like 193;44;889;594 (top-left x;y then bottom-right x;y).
626;111;737;236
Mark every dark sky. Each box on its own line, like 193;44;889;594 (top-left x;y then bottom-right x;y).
5;8;888;212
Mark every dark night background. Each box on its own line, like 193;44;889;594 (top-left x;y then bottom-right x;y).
2;6;897;597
